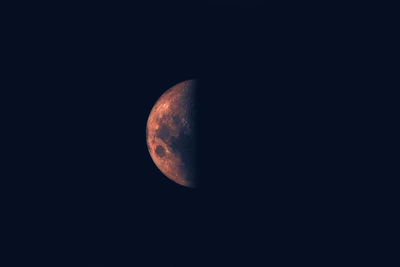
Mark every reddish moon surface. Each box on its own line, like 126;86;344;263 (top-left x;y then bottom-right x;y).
146;80;197;188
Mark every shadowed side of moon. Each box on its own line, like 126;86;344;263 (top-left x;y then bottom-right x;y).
146;79;197;188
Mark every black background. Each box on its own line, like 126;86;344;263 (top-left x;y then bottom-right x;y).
4;1;375;265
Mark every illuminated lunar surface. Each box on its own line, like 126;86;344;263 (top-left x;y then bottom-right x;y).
146;79;196;188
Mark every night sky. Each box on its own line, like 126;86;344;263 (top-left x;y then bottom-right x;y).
4;1;364;265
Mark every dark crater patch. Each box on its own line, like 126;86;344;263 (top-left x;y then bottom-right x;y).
172;115;181;126
156;124;170;143
155;145;166;157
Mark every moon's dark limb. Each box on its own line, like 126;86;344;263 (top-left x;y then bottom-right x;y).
170;129;195;175
146;79;197;188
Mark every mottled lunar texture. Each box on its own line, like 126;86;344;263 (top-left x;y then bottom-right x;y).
146;80;196;188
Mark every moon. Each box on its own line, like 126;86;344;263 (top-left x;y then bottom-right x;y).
146;79;197;188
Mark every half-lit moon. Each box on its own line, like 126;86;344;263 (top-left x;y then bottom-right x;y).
146;79;196;188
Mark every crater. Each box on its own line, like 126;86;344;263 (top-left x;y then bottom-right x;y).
172;115;181;126
155;145;166;157
156;124;170;142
